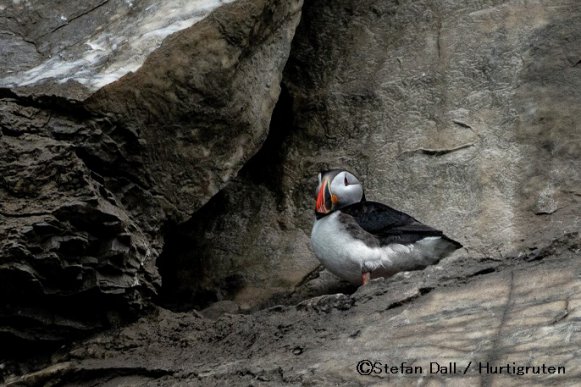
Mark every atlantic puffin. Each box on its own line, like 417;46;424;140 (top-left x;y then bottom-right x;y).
311;169;462;286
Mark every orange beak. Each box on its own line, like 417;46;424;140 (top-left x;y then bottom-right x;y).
316;179;328;213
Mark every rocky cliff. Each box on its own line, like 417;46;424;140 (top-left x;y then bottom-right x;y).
0;0;302;353
170;0;581;309
1;0;580;385
5;233;580;386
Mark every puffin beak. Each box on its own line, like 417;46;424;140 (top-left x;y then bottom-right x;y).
331;194;338;205
316;179;328;213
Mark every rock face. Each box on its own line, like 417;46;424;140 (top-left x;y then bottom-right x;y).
163;0;581;308
1;0;581;384
0;0;237;97
156;87;322;310
0;97;158;352
85;0;303;220
0;0;303;350
4;233;580;386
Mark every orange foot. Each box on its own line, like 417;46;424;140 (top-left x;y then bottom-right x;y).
361;272;370;286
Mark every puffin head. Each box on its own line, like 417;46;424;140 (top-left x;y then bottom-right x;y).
315;169;364;216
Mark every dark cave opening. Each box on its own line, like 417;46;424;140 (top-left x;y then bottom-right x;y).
154;190;247;312
155;85;298;312
155;83;359;314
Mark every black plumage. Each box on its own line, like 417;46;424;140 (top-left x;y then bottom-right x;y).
311;169;463;285
339;201;463;248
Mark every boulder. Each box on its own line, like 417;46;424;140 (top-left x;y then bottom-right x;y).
0;0;237;98
85;0;304;218
0;0;303;350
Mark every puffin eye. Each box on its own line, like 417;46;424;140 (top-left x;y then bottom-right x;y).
344;175;349;186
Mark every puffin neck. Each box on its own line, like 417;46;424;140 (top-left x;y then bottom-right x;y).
315;210;333;220
315;196;367;219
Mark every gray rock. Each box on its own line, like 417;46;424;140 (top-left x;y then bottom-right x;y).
167;0;581;309
0;0;303;349
4;233;579;386
201;300;241;320
85;0;303;220
0;0;237;97
2;1;581;385
0;98;159;349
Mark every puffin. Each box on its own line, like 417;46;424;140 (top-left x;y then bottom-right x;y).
311;169;462;286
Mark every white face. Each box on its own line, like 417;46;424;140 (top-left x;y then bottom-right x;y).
315;170;364;214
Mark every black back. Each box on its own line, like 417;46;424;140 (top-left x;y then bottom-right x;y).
340;201;455;246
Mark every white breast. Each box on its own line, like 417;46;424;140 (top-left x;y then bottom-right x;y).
311;212;381;283
311;212;452;284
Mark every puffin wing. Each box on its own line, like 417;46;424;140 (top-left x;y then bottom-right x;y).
340;201;449;246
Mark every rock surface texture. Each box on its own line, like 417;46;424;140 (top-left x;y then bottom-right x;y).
0;0;302;351
4;234;581;386
0;0;237;97
164;0;581;308
1;0;580;385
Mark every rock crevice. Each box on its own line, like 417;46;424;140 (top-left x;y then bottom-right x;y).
0;0;304;352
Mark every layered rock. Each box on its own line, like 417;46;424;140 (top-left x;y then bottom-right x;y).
0;96;156;352
0;0;303;350
4;233;579;385
1;0;580;384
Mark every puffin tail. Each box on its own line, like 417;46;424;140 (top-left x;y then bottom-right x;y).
439;235;463;256
415;234;462;262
